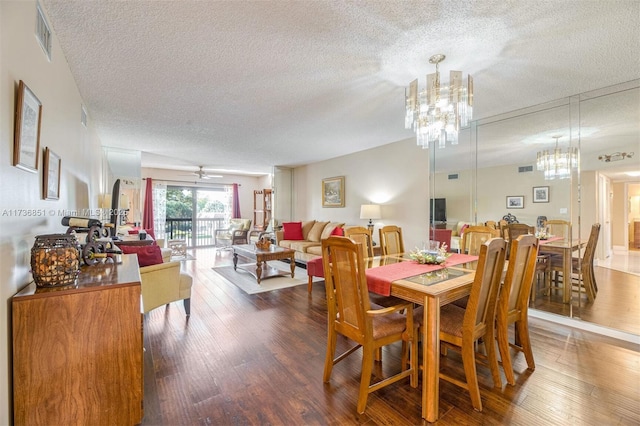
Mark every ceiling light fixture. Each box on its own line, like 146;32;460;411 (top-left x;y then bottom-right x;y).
598;151;634;162
536;135;579;180
405;54;473;149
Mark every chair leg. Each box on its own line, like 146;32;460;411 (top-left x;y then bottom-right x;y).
323;328;337;383
484;328;502;389
183;298;191;316
374;347;382;361
497;321;515;386
461;342;483;412
515;318;535;371
307;275;313;293
357;346;375;414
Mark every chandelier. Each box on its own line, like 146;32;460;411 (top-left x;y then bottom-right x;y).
536;135;579;180
405;54;473;149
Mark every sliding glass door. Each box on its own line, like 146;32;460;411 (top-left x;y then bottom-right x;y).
165;186;232;247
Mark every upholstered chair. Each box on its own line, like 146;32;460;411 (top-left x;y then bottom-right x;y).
214;218;252;250
140;261;193;316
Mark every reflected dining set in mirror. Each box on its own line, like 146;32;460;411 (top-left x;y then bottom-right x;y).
321;232;538;422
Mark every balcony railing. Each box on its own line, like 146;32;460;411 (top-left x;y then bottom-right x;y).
165;217;226;247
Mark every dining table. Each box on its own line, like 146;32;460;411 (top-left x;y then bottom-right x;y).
364;252;479;423
538;237;586;303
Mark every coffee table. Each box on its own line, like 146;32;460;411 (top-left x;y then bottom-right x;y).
232;244;295;284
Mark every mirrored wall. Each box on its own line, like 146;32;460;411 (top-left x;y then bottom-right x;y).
430;79;640;336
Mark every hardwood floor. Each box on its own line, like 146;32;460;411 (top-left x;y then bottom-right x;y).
530;263;640;335
142;248;640;425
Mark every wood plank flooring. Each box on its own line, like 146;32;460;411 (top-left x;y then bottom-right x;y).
142;248;640;425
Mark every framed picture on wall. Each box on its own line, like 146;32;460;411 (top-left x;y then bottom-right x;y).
322;176;345;207
506;195;524;209
43;147;61;200
13;80;42;173
533;186;549;203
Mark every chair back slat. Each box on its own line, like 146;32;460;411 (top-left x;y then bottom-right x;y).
461;226;498;256
345;226;375;258
546;220;571;239
322;236;370;341
501;235;539;315
463;238;507;334
379;226;405;255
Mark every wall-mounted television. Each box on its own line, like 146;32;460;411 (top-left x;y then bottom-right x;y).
429;198;446;223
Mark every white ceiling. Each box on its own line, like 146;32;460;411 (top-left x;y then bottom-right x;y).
41;0;640;179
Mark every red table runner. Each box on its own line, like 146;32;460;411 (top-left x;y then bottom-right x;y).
539;236;564;244
366;253;478;296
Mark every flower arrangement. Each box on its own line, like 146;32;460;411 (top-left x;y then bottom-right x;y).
409;243;450;265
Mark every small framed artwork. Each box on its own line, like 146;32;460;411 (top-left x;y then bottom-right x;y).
13;80;43;173
43;147;61;200
506;195;524;209
322;176;345;207
532;186;549;203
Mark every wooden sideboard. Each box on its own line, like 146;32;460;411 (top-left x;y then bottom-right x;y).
12;254;143;425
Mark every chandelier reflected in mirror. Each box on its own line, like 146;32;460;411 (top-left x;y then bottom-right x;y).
536;135;579;180
405;54;473;149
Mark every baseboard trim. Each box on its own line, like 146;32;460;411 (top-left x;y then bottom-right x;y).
529;309;640;345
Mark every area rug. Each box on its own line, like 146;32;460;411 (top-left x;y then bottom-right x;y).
212;261;313;294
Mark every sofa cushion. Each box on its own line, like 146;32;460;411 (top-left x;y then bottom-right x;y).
308;221;329;242
120;244;164;267
289;241;321;253
320;222;345;240
306;245;323;256
301;221;316;240
283;221;304;240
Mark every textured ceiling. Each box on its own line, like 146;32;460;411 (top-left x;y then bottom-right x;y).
41;0;640;177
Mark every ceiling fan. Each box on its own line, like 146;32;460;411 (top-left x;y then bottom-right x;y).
183;166;222;180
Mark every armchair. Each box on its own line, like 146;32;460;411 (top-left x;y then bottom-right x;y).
214;218;252;250
140;261;192;316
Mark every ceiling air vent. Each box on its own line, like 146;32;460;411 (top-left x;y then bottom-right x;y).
518;165;534;173
81;105;87;128
448;173;459;180
35;2;52;61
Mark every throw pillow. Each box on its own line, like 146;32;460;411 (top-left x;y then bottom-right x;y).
321;222;345;239
460;224;469;235
119;244;164;267
301;221;316;239
330;226;344;236
308;221;330;242
282;222;304;240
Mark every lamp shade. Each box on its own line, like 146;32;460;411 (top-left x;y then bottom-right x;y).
360;204;381;220
99;194;112;209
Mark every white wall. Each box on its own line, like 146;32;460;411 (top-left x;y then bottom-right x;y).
292;138;430;249
0;2;104;422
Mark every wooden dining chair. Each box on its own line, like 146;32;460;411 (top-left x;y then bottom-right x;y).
437;238;507;412
344;226;375;258
505;223;534;259
545;219;571;239
321;236;416;414
496;235;539;385
461;225;498;256
549;223;600;302
379;225;405;255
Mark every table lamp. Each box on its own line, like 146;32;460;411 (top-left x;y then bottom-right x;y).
360;204;381;231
